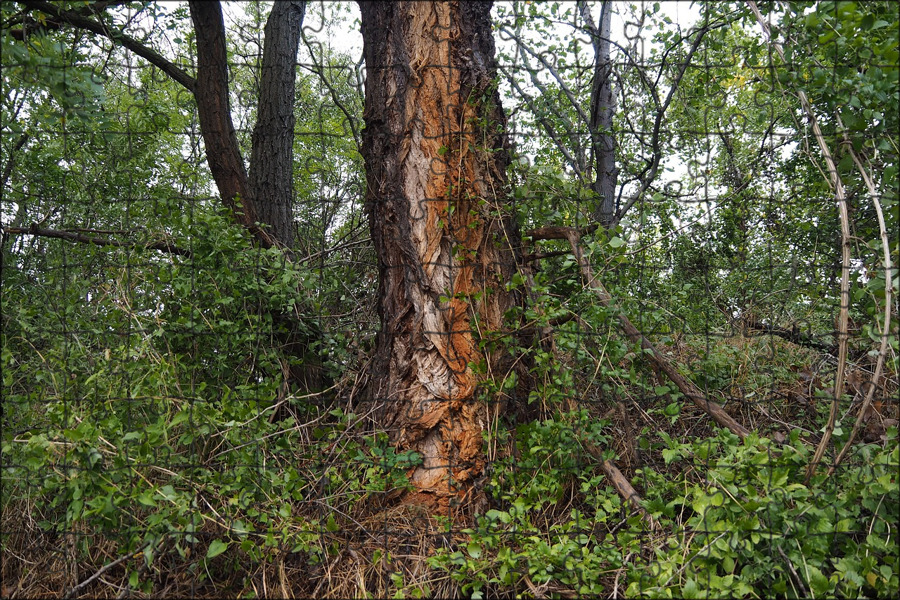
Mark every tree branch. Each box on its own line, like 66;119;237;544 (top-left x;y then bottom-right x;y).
189;0;276;249
550;226;751;438
499;25;593;131
18;0;196;92
745;0;854;484
2;225;192;258
745;321;834;354
615;18;713;224
527;224;597;241
497;63;585;181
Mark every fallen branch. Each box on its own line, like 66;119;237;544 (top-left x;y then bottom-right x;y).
579;439;656;529
777;546;810;599
63;547;143;599
2;224;192;258
600;459;657;528
746;321;834;354
561;226;750;439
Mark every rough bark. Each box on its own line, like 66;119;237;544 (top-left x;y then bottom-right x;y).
190;3;255;231
359;1;524;508
581;1;618;228
248;1;305;250
21;1;299;249
189;1;277;248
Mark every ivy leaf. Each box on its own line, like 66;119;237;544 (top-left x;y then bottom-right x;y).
682;578;702;599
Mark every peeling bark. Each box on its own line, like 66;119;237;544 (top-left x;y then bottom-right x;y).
359;1;524;507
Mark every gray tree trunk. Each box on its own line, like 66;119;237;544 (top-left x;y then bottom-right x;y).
583;1;618;228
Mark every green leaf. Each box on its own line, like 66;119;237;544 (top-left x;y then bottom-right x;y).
807;565;829;595
662;448;681;465
682;578;701;599
136;491;157;507
467;542;482;559
608;237;625;248
206;539;229;559
326;513;340;532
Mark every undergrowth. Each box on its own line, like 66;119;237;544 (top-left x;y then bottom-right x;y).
2;218;898;599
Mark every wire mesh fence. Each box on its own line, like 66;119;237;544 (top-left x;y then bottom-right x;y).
1;1;898;598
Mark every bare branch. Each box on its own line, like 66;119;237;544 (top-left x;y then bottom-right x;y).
615;18;713;224
499;25;593;130
498;63;586;180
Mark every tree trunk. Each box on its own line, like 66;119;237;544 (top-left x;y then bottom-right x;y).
248;1;305;250
189;2;256;230
189;0;278;249
359;1;524;509
583;1;618;228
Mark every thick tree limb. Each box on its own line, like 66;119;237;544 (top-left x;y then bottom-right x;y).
2;225;192;258
528;224;597;241
18;0;196;92
189;0;276;249
18;0;296;249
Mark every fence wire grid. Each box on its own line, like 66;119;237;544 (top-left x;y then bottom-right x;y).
1;1;898;599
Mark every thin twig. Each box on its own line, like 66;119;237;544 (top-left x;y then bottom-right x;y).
63;547;144;599
777;546;810;598
745;1;854;484
828;119;894;476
